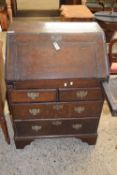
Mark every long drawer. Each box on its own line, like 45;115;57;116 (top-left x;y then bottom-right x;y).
13;79;101;89
59;87;103;101
8;89;57;103
15;118;99;137
11;101;103;120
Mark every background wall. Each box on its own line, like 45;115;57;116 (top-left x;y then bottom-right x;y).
17;0;59;10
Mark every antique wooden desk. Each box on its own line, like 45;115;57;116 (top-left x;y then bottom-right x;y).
60;5;94;21
6;22;117;149
0;0;12;31
95;11;117;42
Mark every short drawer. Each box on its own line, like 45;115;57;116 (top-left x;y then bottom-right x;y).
59;88;103;101
11;101;103;120
8;89;57;103
15;118;99;137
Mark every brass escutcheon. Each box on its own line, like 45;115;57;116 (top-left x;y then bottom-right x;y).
29;108;40;116
52;121;62;126
32;125;42;132
72;124;82;130
74;106;85;114
76;91;88;99
27;92;39;100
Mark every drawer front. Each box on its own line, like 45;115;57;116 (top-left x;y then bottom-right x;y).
8;89;57;103
59;88;103;101
13;79;101;89
11;101;103;120
15;118;99;137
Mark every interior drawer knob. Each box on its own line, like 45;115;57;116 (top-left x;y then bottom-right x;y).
70;81;73;86
53;104;63;110
76;91;88;99
64;83;67;87
27;92;39;100
29;108;40;116
32;125;42;132
72;124;82;130
74;106;85;114
52;121;62;126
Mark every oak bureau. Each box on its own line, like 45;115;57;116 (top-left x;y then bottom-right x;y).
5;22;117;148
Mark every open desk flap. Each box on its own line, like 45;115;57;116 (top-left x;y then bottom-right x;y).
102;76;117;116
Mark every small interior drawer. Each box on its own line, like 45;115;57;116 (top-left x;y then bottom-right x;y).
8;89;57;103
59;87;103;101
15;118;99;137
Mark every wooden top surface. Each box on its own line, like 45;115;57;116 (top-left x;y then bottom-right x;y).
6;22;109;81
9;21;100;33
60;5;94;19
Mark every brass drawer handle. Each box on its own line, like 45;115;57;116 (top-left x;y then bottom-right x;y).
27;92;39;100
29;108;40;116
52;121;62;126
76;91;88;99
72;124;82;130
53;104;63;110
74;107;85;114
32;125;42;132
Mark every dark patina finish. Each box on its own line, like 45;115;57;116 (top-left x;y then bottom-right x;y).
6;22;114;149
